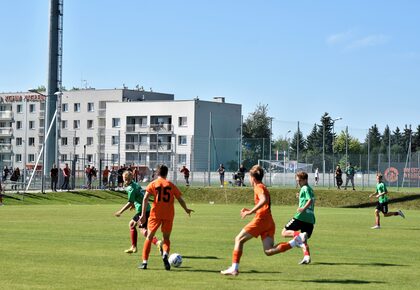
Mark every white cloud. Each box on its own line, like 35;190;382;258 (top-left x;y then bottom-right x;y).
326;30;353;45
345;34;390;51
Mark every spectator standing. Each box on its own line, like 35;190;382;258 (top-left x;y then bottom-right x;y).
50;164;59;192
85;165;91;188
0;178;4;205
109;167;117;190
180;165;190;186
61;163;71;191
344;163;355;190
218;164;225;187
3;165;10;181
102;166;110;188
314;168;319;186
335;165;343;189
117;165;126;188
10;167;20;190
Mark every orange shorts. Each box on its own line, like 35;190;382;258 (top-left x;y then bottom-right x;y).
148;216;174;234
244;217;275;240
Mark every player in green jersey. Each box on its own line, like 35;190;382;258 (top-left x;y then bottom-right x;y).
114;171;159;253
369;173;405;229
281;171;315;265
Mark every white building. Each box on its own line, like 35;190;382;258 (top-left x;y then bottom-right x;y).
0;89;241;173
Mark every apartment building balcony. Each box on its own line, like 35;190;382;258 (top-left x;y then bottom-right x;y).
97;144;105;152
150;124;173;133
0;128;12;136
0;144;12;153
38;127;45;136
125;142;149;151
150;141;172;151
126;124;149;133
97;108;106;118
0;111;13;120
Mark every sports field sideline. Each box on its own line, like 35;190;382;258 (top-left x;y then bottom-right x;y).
1;191;419;290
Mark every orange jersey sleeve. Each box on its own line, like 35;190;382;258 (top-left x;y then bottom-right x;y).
146;177;182;220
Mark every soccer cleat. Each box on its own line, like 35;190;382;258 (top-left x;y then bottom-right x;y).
138;263;148;270
371;225;381;229
162;254;171;271
398;210;405;219
220;267;239;276
299;255;311;265
124;247;137;254
156;240;163;256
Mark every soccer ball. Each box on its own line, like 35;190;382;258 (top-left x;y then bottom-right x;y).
168;253;182;267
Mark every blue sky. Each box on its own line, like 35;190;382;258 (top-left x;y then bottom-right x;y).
1;0;419;140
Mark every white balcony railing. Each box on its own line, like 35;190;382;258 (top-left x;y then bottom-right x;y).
0;111;13;119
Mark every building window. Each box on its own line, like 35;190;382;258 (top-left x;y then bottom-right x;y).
28;154;35;162
62;103;68;112
15;154;22;162
178;117;187;127
87;154;93;163
29;104;36;113
178;154;187;164
29;121;35;129
29;137;35;146
112;136;119;145
112;118;120;128
17;104;22;113
87;137;93;146
62;120;68;129
87;102;94;112
112;154;119;163
61;154;67;162
74;103;81;112
16;121;22;129
61;137;68;146
16;138;22;146
87;120;94;129
73;120;80;129
178;135;187;145
74;137;80;146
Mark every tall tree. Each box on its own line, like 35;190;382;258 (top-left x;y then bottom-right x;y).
306;123;320;153
365;124;381;153
402;124;414;152
289;128;305;161
317;113;334;154
413;125;420;152
242;104;272;166
391;127;404;154
380;125;391;155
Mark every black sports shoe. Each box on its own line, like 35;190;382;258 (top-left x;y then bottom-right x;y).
162;254;171;271
138;263;148;270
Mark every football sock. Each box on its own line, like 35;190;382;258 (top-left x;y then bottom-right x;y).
304;244;310;256
142;239;152;260
293;231;299;238
232;250;242;264
130;228;138;247
276;242;292;252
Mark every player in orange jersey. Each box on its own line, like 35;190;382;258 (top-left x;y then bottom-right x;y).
221;165;306;276
138;164;194;270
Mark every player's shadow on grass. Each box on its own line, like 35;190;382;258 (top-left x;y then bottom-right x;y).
301;279;385;285
183;255;219;260
3;194;22;201
343;194;420;208
314;262;408;267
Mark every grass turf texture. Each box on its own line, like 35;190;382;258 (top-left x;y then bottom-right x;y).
1;201;419;289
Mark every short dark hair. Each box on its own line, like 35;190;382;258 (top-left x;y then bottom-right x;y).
157;164;168;177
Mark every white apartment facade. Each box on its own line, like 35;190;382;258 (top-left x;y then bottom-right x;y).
0;89;241;173
106;97;242;171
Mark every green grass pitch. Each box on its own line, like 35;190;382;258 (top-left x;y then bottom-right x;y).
1;203;419;289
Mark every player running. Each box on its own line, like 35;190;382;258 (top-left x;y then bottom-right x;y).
138;164;194;270
114;171;159;254
281;171;315;265
221;165;307;276
369;173;405;229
